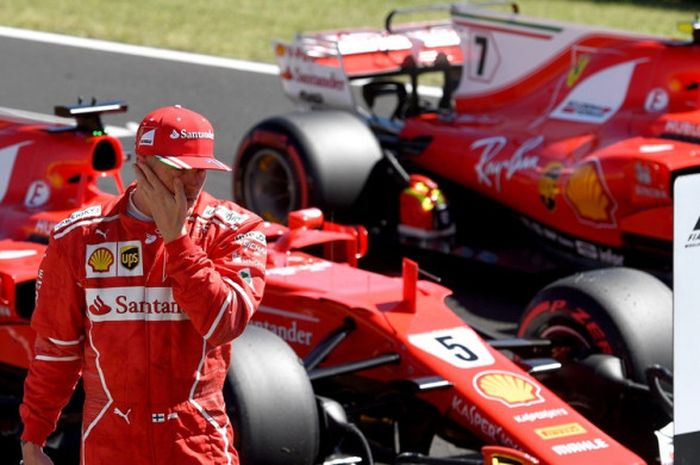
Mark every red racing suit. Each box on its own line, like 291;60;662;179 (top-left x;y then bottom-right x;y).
20;186;267;465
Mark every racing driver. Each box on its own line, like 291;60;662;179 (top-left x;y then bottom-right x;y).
20;105;267;464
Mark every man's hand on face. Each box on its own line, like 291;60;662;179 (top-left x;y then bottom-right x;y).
134;160;188;243
21;441;54;465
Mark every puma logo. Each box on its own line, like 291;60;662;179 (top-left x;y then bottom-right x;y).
114;407;131;424
95;229;108;239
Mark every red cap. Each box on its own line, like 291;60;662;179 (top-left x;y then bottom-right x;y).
135;105;231;171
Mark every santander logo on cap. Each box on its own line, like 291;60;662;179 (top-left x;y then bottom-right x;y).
168;128;215;140
134;105;231;172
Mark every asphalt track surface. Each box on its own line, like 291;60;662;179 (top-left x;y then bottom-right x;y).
0;29;543;463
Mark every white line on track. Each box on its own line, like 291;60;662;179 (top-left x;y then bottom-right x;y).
0;26;279;75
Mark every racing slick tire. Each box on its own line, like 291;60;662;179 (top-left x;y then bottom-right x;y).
225;325;320;465
517;267;672;461
233;110;384;224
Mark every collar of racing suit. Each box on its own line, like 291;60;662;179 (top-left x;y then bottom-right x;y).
127;188;154;222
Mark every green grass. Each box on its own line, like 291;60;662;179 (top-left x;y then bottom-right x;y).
0;0;698;63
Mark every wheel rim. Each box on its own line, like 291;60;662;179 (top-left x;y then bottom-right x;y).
539;323;593;361
537;323;600;416
242;148;299;223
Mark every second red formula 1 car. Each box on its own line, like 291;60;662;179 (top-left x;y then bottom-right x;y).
232;209;673;465
0;101;672;464
233;2;700;281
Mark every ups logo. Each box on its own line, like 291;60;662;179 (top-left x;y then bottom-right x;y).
120;245;140;270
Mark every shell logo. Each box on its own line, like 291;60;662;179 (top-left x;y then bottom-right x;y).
565;161;616;226
474;370;544;408
88;247;114;272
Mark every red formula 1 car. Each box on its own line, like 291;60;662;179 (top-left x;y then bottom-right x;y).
233;3;700;281
0;101;673;464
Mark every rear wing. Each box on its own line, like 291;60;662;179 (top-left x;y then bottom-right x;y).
53;98;128;134
273;4;463;109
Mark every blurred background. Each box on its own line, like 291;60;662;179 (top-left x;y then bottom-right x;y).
1;0;697;64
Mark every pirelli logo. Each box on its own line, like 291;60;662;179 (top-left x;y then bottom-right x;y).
535;422;586;440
